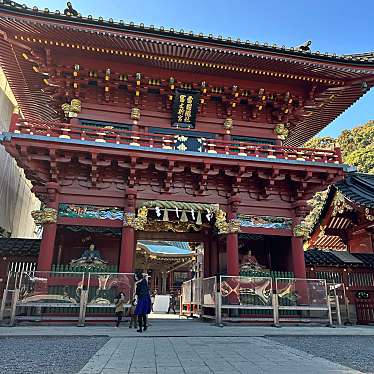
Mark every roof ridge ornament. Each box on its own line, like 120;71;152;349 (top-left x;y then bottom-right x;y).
64;2;78;17
297;40;312;52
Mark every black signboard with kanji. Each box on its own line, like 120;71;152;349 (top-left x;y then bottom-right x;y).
171;89;200;128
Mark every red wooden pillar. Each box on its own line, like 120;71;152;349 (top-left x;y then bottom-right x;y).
119;226;135;273
210;239;218;276
226;232;239;276
291;236;306;278
37;183;60;271
119;189;137;273
203;236;210;277
226;196;241;276
291;206;308;279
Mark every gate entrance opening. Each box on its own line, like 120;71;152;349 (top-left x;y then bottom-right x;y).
135;240;203;315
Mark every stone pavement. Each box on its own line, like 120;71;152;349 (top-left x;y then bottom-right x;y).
79;336;361;374
2;320;374;373
1;319;374;337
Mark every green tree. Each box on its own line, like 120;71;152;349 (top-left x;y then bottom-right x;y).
301;121;374;240
304;136;336;150
304;121;374;173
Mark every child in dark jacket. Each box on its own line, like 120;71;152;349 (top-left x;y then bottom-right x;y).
128;298;138;329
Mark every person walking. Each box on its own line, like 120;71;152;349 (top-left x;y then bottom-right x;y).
151;289;157;312
167;293;177;314
114;292;126;328
134;271;152;333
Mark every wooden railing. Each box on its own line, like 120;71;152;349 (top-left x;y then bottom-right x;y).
11;119;342;164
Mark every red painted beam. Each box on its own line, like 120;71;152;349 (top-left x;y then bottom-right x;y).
57;217;123;228
240;227;292;236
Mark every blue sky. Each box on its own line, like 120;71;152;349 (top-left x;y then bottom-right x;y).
24;0;374;138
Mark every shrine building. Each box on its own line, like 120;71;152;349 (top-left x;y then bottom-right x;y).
0;1;374;282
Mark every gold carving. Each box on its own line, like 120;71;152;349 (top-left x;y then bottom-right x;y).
215;209;241;234
274;123;289;140
125;202;240;234
176;135;188;142
365;208;374;222
224;118;233;132
61;99;81;118
123;207;149;230
31;208;57;225
177;143;187;151
131;107;141;121
123;212;135;227
332;190;353;216
293;222;308;238
143;220;204;232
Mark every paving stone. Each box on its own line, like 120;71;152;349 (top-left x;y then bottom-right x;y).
1;323;372;373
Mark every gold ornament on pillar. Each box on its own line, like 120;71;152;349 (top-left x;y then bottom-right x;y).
223;118;233;134
123;207;148;230
215;209;240;234
131;107;141;124
31;208;58;225
123;212;136;227
292;222;308;238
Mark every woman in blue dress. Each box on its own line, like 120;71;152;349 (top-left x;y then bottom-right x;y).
134;271;152;332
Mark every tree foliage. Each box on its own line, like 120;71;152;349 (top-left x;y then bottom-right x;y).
304;121;374;173
301;121;374;241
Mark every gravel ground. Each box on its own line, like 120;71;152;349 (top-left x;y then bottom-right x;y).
0;336;109;374
270;336;374;373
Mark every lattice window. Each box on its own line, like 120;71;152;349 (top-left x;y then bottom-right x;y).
315;271;343;284
348;272;374;287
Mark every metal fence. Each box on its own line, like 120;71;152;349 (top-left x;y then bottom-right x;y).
181;280;192;305
191;277;202;305
83;272;134;323
275;278;330;323
180;278;203;317
182;275;333;326
202;277;216;307
1;271;134;326
0;271;21;320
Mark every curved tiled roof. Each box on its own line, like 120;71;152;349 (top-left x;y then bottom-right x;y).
305;249;345;266
335;173;374;209
0;0;373;64
310;173;374;238
1;1;374;145
0;238;40;256
305;249;374;268
352;253;374;268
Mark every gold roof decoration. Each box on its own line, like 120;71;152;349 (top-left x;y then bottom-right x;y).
61;99;81;118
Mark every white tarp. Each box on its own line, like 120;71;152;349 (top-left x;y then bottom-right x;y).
153;295;170;313
0;70;40;238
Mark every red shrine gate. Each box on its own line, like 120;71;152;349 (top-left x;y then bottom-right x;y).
0;2;373;280
3;118;344;278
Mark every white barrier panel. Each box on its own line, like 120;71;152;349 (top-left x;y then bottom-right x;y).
275;278;328;309
86;272;134;306
220;276;272;307
202;277;216;306
182;280;192;304
191;278;202;305
18;271;86;307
